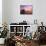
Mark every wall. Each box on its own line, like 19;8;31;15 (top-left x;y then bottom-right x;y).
2;0;8;24
0;0;2;27
2;0;46;26
9;0;36;25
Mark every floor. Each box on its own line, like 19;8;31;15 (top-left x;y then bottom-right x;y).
40;45;46;46
0;44;46;46
0;44;4;46
31;40;46;46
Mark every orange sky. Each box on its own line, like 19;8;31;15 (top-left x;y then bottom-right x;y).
24;6;32;11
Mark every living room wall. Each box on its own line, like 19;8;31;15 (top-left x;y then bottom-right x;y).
2;0;46;26
0;0;2;27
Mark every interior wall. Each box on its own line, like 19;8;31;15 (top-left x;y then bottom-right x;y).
2;0;46;26
0;0;2;27
7;0;36;25
2;0;8;24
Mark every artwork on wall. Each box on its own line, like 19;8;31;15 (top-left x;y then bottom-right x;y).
20;5;32;15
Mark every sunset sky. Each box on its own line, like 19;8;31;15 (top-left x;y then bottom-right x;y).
20;5;32;14
20;5;32;11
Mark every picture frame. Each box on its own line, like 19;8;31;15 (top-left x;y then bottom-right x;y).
20;5;33;15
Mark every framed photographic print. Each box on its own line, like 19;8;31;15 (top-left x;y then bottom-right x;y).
20;5;32;15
